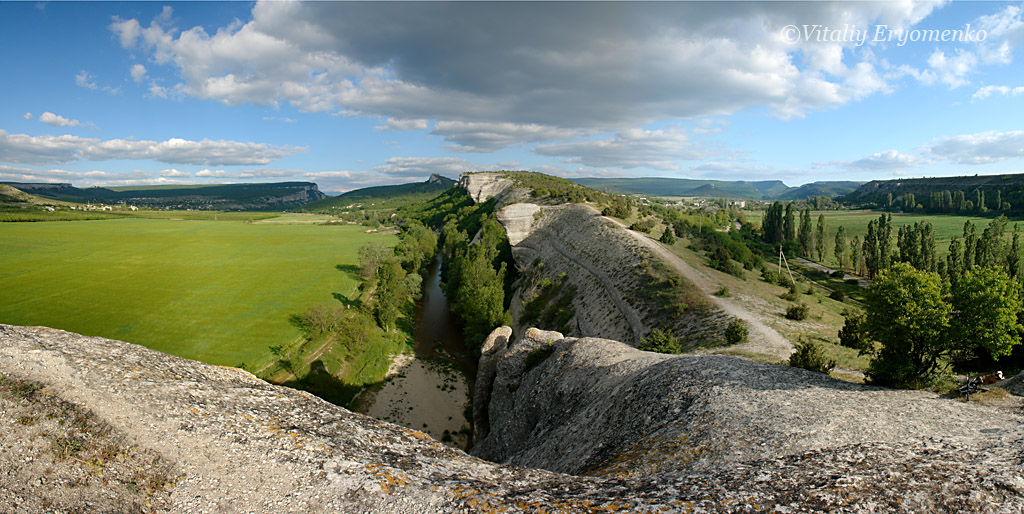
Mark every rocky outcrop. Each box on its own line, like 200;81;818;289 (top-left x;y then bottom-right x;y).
495;203;541;245
472;326;1024;509
4;324;1024;512
459;172;514;203
507;203;728;346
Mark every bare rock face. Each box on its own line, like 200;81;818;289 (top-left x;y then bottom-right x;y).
459;172;513;203
507;203;728;346
496;203;541;245
3;324;1024;512
472;326;1024;511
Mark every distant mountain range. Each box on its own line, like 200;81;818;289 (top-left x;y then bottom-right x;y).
0;181;326;211
839;174;1024;204
300;174;456;212
571;177;861;200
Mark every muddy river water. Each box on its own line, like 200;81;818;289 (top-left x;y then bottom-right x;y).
363;253;477;449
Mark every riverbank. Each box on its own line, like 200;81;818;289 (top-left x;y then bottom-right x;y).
357;252;474;449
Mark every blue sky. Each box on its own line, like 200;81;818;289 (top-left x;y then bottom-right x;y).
1;1;1023;193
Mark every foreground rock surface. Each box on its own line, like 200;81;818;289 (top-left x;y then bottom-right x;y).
3;324;1024;513
474;327;1024;510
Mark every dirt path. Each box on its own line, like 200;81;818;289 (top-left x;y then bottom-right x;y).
592;207;793;361
257;330;341;384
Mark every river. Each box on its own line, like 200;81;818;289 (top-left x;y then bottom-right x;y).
362;253;476;449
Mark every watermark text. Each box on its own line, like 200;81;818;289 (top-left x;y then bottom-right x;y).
781;24;987;47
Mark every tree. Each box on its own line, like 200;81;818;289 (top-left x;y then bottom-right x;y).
838;309;868;351
877;213;894;271
947;238;964;287
1008;228;1021;280
863;219;879;277
949;266;1024;366
659;227;676;245
374;258;407;331
783;203;796;242
450;218;512;350
851;235;863;275
357;242;390;281
863;263;950;388
798;208;813;257
963;221;977;271
976;215;1007;268
762;202;784;244
834;225;847;270
814;214;828;262
898;221;936;272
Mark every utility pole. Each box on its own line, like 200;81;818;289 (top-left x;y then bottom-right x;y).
779;246;795;285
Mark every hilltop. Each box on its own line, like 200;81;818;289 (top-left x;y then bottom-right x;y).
0;184;78;207
300;174;456;213
0;181;326;211
841;172;1024;212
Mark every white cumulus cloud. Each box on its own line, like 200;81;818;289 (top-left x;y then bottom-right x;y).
374;118;428;132
972;85;1024;101
0;131;304;166
928;130;1024;164
39;112;81;127
130;64;147;83
159;168;190;177
534;128;711;170
195;169;232;178
844;150;921;170
107;1;946;129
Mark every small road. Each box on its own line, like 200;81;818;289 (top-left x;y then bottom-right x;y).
592;207;794;361
793;257;870;287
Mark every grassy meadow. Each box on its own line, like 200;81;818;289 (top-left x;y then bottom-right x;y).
745;209;1020;267
0;216;395;370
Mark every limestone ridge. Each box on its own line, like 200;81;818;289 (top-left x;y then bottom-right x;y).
460;172;729;347
459;172;515;204
4;326;1024;511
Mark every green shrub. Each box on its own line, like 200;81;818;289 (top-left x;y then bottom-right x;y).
780;286;799;301
789;339;836;374
830;270;845;278
829;289;845;301
714;286;731;297
724;320;748;344
785;303;809;321
845;278;860;285
838;309;868;351
638;329;684;354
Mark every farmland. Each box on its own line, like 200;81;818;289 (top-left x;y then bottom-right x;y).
0;215;395;370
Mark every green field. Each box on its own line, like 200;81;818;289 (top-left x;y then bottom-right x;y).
0;217;395;368
745;209;1019;266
